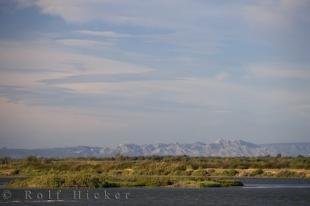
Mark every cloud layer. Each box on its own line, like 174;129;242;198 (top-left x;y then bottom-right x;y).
0;0;309;148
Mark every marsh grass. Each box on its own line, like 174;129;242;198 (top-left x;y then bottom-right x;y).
1;156;309;188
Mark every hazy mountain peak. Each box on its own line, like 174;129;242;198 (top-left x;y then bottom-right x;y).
1;140;310;158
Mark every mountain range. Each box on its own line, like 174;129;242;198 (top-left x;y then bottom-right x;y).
1;139;310;158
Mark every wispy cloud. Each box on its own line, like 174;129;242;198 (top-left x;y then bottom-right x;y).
78;30;131;38
56;38;113;48
248;64;310;80
0;40;152;74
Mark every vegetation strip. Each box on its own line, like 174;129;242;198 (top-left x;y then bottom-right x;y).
1;156;309;188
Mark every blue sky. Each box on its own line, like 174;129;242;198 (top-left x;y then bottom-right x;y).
0;0;310;148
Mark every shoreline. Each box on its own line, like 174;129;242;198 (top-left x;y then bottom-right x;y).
2;175;310;189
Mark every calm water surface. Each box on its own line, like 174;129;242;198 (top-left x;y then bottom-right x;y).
1;178;309;206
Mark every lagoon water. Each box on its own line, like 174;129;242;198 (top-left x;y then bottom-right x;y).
1;178;310;205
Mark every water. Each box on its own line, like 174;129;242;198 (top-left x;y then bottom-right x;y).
1;178;310;205
240;178;310;189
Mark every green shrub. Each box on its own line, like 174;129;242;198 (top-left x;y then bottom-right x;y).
222;169;239;176
276;170;298;178
47;176;65;187
192;169;207;176
250;168;264;176
3;156;310;189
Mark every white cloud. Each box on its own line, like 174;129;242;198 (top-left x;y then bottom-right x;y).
56;38;113;48
55;75;252;110
1;38;309;115
0;40;153;88
78;30;131;38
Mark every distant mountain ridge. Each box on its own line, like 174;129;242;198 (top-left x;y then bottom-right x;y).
1;139;310;158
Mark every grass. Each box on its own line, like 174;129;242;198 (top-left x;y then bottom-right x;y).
0;156;309;188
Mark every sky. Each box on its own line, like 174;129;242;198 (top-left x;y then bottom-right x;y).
0;0;310;148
